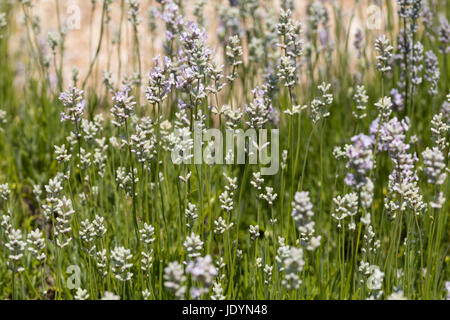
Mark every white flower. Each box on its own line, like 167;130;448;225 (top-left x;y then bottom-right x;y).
184;232;203;259
187;255;217;298
54;196;75;248
5;229;26;273
249;225;260;240
374;35;393;73
219;190;234;212
186;255;217;286
110;246;133;282
284;105;307;116
264;265;273;285
142;289;151;300
291;191;314;226
74;288;89;300
185;203;198;229
375;96;393;121
101;291;120;300
310;82;333;123
387;290;407;300
211;282;225;300
214;216;234;235
164;261;186;299
140;223;155;245
96;249;108;277
280;247;305;290
141;250;153;272
54;144;72;163
250;172;264;191
0;183;11;201
367;265;384;291
27;228;46;262
423;147;447;185
259;187;277;205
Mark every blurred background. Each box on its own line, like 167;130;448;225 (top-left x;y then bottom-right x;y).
7;0;385;90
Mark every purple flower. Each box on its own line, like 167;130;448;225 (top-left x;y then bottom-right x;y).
390;88;404;111
345;134;374;189
146;55;174;104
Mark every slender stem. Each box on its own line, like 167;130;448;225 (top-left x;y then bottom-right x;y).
82;0;107;89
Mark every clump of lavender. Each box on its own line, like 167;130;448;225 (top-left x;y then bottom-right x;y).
157;0;184;52
214;216;233;235
47;32;59;55
146;55;174;105
185;203;198;229
422;147;447;185
80;215;106;254
374;35;394;74
27;228;46;263
0;182;10;204
41;175;63;222
277;56;296;88
139;223;154;274
59;87;86;132
6;229;26;273
116;167;138;197
260;187;278;206
164;261;186;299
353;28;364;58
276;238;305;290
226;35;243;83
206;64;226;96
111;88;136;127
424;50;440;96
130;120;157;166
277;9;304;59
353;85;369;119
291;191;321;251
381;117;425;216
344;134;374;190
332;193;359;230
310;82;333;123
421;1;433;36
291;191;313;226
397;0;422;33
127;0;141;26
249;224;260;241
410;41;424;89
170;126;194;165
245;87;270;129
54;196;75;248
0;108;7;128
430;113;450;152
180;21;212;81
391;88;405;111
110;246;133;282
186;255;217;298
375;96;393;123
439;17;450;54
0;12;7;39
211;282;225;300
184;232;203;260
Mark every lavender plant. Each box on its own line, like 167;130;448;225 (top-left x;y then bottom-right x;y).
0;0;448;301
